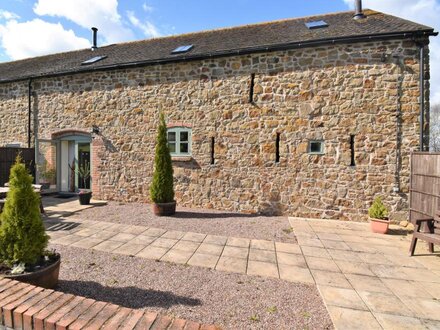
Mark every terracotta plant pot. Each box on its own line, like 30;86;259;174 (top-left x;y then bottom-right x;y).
370;218;390;234
153;201;176;216
3;254;61;289
79;191;92;205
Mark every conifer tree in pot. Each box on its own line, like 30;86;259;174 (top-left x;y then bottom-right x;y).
0;157;60;289
150;113;176;216
368;197;390;234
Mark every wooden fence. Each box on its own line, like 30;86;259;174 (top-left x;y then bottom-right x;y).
0;147;35;186
410;152;440;222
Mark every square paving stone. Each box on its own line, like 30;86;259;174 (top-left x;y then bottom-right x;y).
357;252;393;265
346;242;378;253
301;246;331;259
108;233;137;243
71;237;103;249
403;267;440;283
327;306;381;330
222;246;249;259
143;228;167;237
51;234;83;246
250;239;275;251
137;246;169;260
424;319;440;329
401;297;440;321
226;237;250;248
327;249;363;262
74;228;99;237
278;264;314;284
131;235;156;245
318;285;368;310
161;249;194;264
196;243;224;256
334;260;375;276
113;243;146;256
374;313;427;330
247;260;279;278
311;269;352;288
296;238;324;248
188;253;220;269
321;240;351;251
93;240;124;252
122;226;148;235
161;230;185;240
249;249;277;263
173;240;200;252
275;242;302;254
346;274;391;294
316;232;343;241
369;264;411;280
151;238;178;249
277;252;307;268
358;291;415;317
305;256;340;272
203;235;228;245
215;257;247;274
90;230;118;240
181;232;207;242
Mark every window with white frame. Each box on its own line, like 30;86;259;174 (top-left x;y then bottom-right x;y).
308;140;325;154
167;127;192;156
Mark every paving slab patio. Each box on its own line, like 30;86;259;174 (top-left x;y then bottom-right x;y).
44;215;440;329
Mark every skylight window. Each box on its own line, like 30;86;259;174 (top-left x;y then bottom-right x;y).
81;55;107;65
171;45;194;54
305;20;329;30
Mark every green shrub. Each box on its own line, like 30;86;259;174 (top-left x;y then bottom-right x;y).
368;197;388;220
149;113;175;203
0;156;48;267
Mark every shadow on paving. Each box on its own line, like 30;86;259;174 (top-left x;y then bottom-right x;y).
56;280;202;309
170;211;260;219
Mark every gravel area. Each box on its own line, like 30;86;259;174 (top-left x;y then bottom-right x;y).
69;202;296;243
52;244;332;329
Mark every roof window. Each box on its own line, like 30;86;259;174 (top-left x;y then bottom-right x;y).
171;45;193;54
81;55;107;65
305;20;329;30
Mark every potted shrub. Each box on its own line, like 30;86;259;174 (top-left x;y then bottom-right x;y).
368;197;390;234
150;113;176;216
77;160;92;205
0;157;60;289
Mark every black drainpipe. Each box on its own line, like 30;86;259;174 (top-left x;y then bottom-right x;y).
418;43;425;151
28;78;32;148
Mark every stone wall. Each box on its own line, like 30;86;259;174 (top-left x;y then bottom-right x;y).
0;39;430;221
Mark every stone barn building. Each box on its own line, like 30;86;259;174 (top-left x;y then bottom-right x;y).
0;8;437;221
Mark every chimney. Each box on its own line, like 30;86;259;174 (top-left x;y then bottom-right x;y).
91;27;98;50
353;0;365;20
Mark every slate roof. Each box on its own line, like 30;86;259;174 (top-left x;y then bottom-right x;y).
0;9;435;83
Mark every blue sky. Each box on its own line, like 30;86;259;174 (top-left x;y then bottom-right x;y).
0;0;439;102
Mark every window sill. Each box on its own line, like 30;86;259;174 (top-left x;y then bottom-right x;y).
171;156;192;162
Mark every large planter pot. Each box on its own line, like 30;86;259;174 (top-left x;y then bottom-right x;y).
153;201;176;216
370;218;390;234
3;254;61;289
79;191;92;205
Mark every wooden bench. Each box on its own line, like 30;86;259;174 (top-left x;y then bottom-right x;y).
409;214;440;256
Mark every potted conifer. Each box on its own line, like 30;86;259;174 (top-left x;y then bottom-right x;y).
150;113;176;216
368;197;390;234
0;157;60;289
77;160;92;205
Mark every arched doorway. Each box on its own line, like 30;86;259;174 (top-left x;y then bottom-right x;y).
36;129;92;193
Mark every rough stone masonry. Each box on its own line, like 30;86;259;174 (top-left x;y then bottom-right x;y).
0;38;431;221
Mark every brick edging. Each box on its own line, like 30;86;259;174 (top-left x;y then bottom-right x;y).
0;279;220;330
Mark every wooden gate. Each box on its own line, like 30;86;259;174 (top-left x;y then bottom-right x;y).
0;147;35;186
410;152;440;222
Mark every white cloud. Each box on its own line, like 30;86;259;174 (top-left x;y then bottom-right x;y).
33;0;134;44
0;10;20;21
343;0;440;104
142;2;154;13
0;18;89;60
127;10;160;38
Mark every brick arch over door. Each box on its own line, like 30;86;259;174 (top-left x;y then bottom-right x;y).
50;129;91;140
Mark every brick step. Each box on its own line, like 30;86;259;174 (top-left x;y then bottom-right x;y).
0;278;219;330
